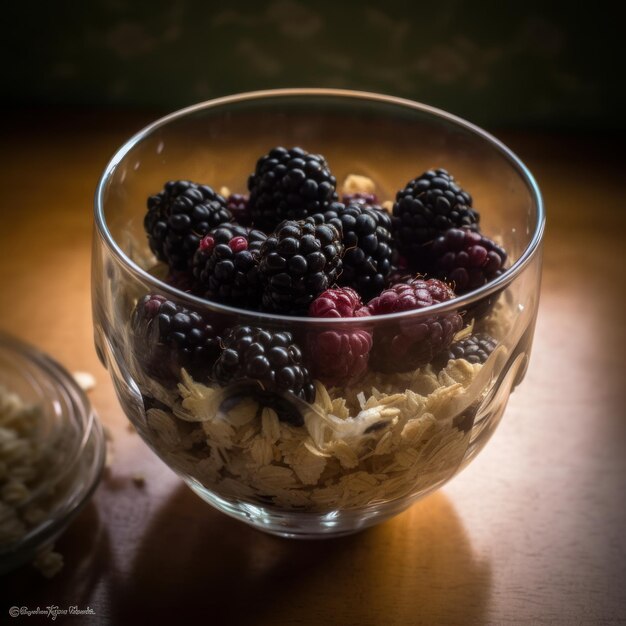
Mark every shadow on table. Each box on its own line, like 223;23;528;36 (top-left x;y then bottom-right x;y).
114;486;492;625
0;499;111;616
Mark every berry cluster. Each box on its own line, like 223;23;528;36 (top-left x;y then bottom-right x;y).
192;224;267;307
136;147;507;411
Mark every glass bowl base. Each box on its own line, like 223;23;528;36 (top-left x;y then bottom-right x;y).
186;481;442;539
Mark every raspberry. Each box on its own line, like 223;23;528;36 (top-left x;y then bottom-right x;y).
428;228;507;294
131;294;220;383
248;147;337;231
308;286;367;318
367;278;463;372
307;331;372;386
307;288;372;385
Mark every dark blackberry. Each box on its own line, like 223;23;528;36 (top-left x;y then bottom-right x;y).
367;278;463;373
428;227;507;294
192;224;267;307
434;332;497;368
144;180;232;271
258;220;343;315
314;202;393;300
307;288;372;385
131;294;220;382
226;193;251;226
392;169;479;264
248;147;338;231
212;326;315;426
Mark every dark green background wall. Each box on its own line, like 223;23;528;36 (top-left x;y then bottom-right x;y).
3;0;622;129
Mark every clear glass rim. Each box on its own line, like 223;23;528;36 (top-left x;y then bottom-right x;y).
94;88;545;324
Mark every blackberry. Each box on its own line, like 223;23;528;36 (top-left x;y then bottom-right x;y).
226;193;251;226
248;147;338;231
144;180;232;271
392;169;479;264
131;294;220;382
212;326;315;426
368;278;463;373
428;227;507;294
307;288;372;385
192;224;267;307
434;332;497;368
314;202;393;300
258;220;343;315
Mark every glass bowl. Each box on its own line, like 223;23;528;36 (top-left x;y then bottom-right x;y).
0;332;106;573
93;89;544;538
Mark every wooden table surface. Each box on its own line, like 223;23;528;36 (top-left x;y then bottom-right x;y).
0;112;625;625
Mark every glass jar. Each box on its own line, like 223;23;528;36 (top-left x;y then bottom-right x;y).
0;333;105;573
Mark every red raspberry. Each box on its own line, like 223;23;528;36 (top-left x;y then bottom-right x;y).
307;329;373;386
308;286;365;318
368;278;463;372
306;288;372;385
